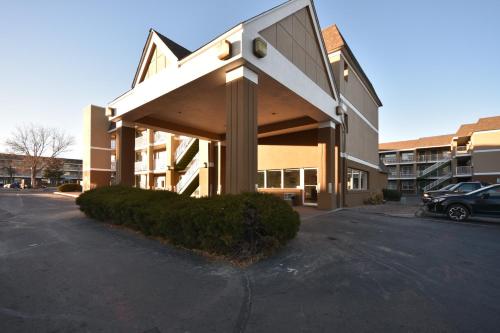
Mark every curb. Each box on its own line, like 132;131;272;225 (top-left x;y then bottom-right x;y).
53;191;81;199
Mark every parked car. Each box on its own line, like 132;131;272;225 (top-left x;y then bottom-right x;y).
425;184;500;221
422;182;484;203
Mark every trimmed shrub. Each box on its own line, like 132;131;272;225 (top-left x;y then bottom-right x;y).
76;186;300;260
382;189;402;201
363;192;384;205
58;183;82;192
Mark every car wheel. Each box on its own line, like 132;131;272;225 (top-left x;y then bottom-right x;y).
447;204;469;221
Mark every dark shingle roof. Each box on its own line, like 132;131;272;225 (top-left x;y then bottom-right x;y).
153;30;191;60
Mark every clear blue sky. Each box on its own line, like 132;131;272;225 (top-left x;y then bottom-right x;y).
1;0;499;159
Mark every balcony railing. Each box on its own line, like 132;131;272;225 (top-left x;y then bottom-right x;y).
399;172;416;178
176;153;200;194
417;153;451;163
153;159;167;172
400;156;415;163
456;145;471;155
382;157;398;164
154;132;167;145
456;166;472;176
135;135;148;150
134;161;147;172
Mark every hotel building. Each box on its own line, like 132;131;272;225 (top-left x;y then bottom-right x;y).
83;0;386;209
379;116;500;194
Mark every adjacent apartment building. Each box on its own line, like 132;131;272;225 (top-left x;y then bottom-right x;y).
0;153;82;186
83;0;386;209
379;116;500;194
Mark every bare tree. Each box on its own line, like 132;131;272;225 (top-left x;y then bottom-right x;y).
5;124;75;187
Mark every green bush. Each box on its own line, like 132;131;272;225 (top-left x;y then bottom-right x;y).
58;183;82;192
363;192;384;205
382;189;402;201
76;186;300;260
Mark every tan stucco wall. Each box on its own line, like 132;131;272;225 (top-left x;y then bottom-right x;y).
471;130;500;150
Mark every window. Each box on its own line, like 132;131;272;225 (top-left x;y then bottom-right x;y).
266;170;282;188
347;168;368;191
283;169;300;188
343;62;349;81
257;171;265;188
484;186;500;198
457;183;480;192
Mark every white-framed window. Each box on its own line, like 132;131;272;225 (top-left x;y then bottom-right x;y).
347;168;368;191
266;170;282;188
283;169;300;188
257;171;265;188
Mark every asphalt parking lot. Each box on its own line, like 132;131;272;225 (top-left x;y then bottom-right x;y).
1;192;500;332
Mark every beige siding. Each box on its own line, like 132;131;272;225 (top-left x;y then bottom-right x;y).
471;130;500;150
473;152;500;174
336;56;379;128
259;7;333;97
345;106;380;166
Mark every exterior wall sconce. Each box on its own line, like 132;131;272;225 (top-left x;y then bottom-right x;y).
253;37;267;58
217;40;232;60
105;107;115;117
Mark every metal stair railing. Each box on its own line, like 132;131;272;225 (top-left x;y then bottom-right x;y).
418;158;451;178
175;136;196;163
176;153;200;194
423;173;452;192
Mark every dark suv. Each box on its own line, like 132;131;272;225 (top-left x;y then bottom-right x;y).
425;184;500;221
422;182;483;203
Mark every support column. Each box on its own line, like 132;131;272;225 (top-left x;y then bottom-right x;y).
165;134;176;191
225;66;258;194
82;105;112;191
199;140;216;197
147;129;154;189
115;122;135;186
317;122;337;210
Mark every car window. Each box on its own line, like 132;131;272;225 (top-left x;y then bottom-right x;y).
458;183;480;192
440;184;454;191
484;186;500;198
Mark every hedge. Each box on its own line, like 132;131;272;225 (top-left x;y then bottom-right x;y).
382;189;402;201
76;186;300;260
58;183;82;192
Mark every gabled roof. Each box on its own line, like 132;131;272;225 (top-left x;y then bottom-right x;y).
154;30;191;60
131;29;191;88
379;134;454;151
322;24;382;107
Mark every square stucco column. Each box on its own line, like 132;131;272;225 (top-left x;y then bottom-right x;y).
115;122;135;186
318;122;337;210
82;105;112;191
225;66;258;194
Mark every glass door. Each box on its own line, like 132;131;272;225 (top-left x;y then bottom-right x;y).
303;168;318;205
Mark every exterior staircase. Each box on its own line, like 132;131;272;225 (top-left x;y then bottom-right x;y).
176;153;200;196
423;173;452;192
418;158;451;178
175;137;199;171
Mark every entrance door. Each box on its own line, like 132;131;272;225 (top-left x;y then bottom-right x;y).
303;169;318;205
